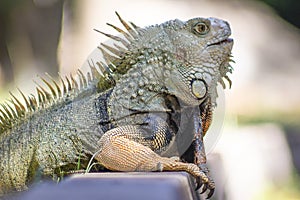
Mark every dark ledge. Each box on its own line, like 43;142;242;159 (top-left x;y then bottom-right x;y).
17;172;204;200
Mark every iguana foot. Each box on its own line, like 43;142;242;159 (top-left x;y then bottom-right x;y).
153;157;215;199
196;176;215;199
95;130;214;198
160;158;215;199
196;164;215;199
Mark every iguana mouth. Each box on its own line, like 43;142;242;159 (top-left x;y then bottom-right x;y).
207;38;233;47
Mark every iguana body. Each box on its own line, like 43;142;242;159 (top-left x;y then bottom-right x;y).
0;13;233;199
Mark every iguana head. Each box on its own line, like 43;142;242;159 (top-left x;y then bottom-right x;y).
153;17;234;106
97;13;234;106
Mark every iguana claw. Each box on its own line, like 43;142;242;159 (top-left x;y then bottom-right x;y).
206;188;215;199
194;169;215;199
194;176;215;199
200;184;208;194
203;178;215;199
195;178;203;190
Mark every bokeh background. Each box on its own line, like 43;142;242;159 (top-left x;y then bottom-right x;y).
0;0;299;199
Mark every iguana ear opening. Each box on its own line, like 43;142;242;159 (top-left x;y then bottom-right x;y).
191;79;207;99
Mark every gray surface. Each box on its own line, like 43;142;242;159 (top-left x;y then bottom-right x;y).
15;172;202;200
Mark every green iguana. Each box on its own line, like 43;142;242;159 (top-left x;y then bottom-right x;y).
0;12;234;199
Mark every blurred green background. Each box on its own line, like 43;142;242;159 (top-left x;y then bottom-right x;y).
0;0;300;199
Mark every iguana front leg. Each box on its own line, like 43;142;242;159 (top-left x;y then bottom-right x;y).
196;99;216;195
193;118;215;198
95;125;210;188
181;101;215;198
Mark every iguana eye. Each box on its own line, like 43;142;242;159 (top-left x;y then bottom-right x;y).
193;22;209;35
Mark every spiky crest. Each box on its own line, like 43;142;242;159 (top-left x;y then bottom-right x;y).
0;72;93;132
0;12;141;133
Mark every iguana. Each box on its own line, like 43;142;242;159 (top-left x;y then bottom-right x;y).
0;12;233;199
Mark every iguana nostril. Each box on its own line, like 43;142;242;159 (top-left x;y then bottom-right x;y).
191;79;207;99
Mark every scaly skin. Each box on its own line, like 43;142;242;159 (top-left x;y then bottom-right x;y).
0;13;233;199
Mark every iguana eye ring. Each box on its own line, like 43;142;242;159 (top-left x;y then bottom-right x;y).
193;22;209;35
